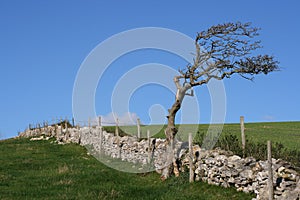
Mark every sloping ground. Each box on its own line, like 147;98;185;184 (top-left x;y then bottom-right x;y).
0;138;254;200
146;122;300;150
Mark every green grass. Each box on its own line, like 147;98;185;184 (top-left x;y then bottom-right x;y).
220;121;300;150
114;121;300;150
0;137;254;200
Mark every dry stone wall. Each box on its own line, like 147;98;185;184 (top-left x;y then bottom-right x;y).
20;126;300;200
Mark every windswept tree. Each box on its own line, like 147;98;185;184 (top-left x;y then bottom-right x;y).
162;22;279;180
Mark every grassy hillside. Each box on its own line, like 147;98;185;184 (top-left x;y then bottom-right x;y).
115;121;300;150
0;137;254;200
213;121;300;150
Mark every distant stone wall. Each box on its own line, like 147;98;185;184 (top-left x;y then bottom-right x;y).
19;126;300;200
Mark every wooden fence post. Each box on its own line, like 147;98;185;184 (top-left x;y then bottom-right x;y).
115;118;119;137
137;118;141;139
147;130;151;164
72;117;75;127
54;124;56;136
189;133;194;183
240;116;246;157
28;124;31;136
98;116;102;127
65;120;68;141
115;118;120;158
38;123;41;135
60;119;63;138
98;116;103;154
267;140;274;200
99;126;103;154
77;124;81;144
45;121;49;136
55;124;59;139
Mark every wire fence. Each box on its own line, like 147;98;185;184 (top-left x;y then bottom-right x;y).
24;116;144;138
23;116;300;150
26;116;139;130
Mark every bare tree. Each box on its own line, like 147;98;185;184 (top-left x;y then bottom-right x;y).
162;22;279;180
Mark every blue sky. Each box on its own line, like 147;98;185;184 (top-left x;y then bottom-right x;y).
1;0;300;139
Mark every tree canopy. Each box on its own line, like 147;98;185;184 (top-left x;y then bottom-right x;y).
178;22;279;87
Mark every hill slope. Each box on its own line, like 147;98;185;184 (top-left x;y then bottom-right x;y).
0;138;254;200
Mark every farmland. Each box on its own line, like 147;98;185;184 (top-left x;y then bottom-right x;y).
115;121;300;150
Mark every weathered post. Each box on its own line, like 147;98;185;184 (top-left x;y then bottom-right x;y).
65;120;69;141
99;126;103;154
240;116;246;157
267;140;274;200
37;123;41;135
59;118;63;140
77;124;81;144
98;116;103;154
26;124;30;137
55;124;59;140
115;118;120;158
189;133;194;183
60;118;63;129
115;118;119;137
147;130;151;164
27;124;32;137
45;121;49;136
54;124;56;135
98;116;102;127
137;118;141;139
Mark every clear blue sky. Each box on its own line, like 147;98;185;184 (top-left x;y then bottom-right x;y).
1;0;300;139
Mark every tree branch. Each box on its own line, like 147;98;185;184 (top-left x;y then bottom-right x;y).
179;22;279;87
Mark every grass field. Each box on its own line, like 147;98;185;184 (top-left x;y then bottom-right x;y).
115;121;300;150
214;121;300;150
0;138;254;200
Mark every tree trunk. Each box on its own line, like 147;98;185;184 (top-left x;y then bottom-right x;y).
165;83;190;144
161;82;191;180
165;99;181;143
